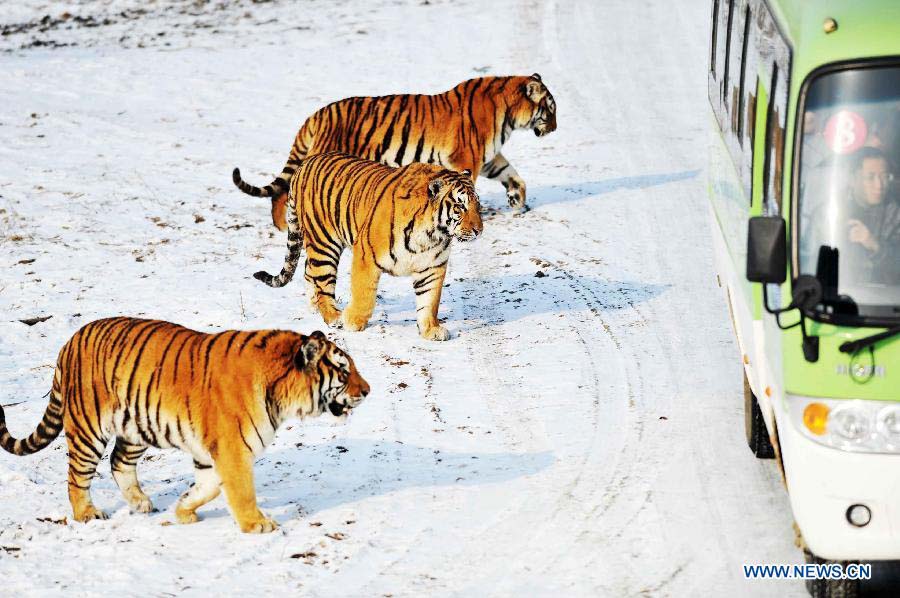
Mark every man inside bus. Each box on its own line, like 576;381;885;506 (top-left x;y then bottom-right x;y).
842;146;900;284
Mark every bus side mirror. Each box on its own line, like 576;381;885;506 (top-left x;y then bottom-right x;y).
746;216;787;284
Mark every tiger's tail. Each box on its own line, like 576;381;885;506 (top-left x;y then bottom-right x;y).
0;373;65;456
232;119;316;199
253;187;303;288
232;158;300;199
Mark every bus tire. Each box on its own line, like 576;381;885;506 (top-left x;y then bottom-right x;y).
744;372;775;459
803;551;860;598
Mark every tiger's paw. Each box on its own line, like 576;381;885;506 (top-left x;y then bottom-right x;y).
505;177;527;211
341;312;370;332
506;189;527;210
75;506;109;523
131;496;155;514
175;509;200;525
240;516;279;534
320;309;343;328
420;325;450;341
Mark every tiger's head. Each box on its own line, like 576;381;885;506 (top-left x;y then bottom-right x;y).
278;331;370;418
428;170;483;243
508;73;557;138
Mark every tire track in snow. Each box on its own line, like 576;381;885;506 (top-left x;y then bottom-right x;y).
523;245;652;586
441;204;651;590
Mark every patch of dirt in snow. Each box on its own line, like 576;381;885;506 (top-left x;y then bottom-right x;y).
1;0;293;52
0;0;444;54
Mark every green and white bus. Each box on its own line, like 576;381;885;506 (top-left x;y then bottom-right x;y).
707;0;900;594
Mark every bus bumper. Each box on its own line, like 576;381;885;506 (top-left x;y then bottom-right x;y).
778;398;900;561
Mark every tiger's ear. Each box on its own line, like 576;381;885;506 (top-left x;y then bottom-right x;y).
294;331;327;370
428;177;444;199
531;73;542;82
460;169;472;178
525;79;543;102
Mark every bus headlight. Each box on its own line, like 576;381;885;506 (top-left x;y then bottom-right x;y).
876;406;900;448
831;404;871;443
789;396;900;454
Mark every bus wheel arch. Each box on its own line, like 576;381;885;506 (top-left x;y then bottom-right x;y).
744;369;776;459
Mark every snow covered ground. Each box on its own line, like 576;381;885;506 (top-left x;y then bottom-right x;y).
3;0;891;596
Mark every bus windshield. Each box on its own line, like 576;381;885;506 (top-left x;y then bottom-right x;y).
798;64;900;323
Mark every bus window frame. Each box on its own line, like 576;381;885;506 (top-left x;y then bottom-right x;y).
790;56;900;328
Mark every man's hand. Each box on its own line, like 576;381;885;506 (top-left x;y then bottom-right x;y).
848;219;880;253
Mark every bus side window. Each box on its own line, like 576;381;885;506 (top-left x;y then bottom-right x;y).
737;0;756;203
726;0;755;198
736;3;751;143
722;0;735;108
709;0;731;130
710;0;719;76
773;93;787;214
764;65;787;214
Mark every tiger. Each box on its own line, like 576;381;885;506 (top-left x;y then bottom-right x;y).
0;317;369;533
253;151;482;341
233;73;556;230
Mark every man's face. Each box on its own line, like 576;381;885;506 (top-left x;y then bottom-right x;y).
857;157;889;206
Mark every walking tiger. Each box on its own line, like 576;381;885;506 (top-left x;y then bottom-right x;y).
253;152;482;341
233;74;556;228
0;317;369;533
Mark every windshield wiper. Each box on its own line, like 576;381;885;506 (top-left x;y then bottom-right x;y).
839;325;900;354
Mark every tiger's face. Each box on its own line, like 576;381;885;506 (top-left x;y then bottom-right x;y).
510;73;557;137
429;171;483;242
288;331;370;417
